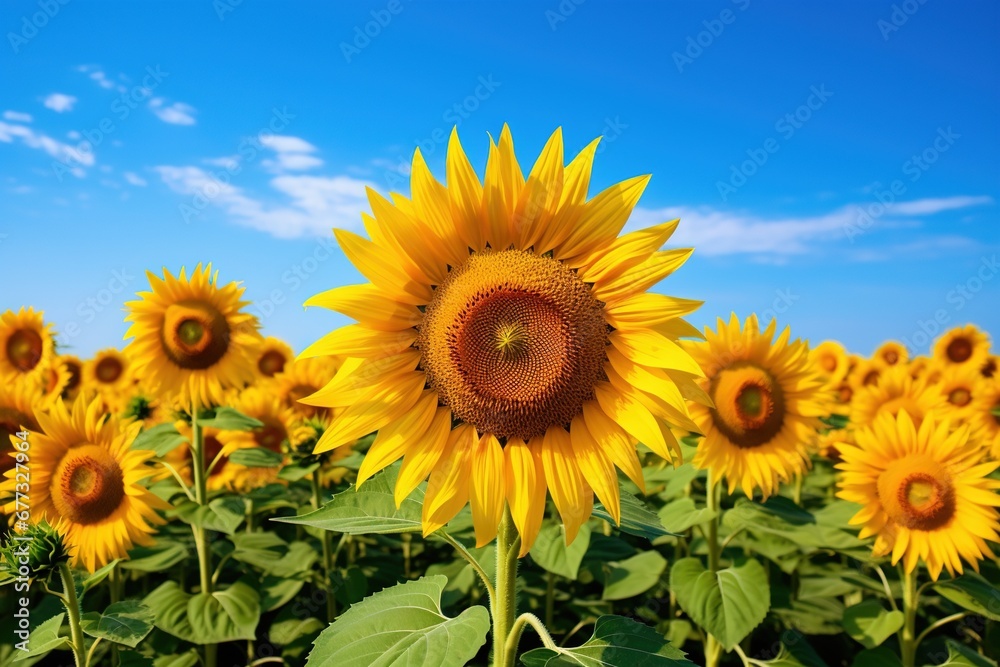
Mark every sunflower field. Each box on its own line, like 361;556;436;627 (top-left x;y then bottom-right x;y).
2;129;999;667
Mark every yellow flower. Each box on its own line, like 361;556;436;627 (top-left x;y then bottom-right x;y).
810;340;849;386
934;364;983;427
124;264;262;410
848;358;882;391
58;354;84;401
82;348;133;412
683;314;828;498
873;340;908;369
302;126;704;552
39;358;72;408
968;379;1000;459
850;365;947;430
979;355;997;379
0;381;40;475
2;396;169;572
0;307;54;388
275;356;338;421
837;411;1000;580
933;324;991;370
255;337;295;379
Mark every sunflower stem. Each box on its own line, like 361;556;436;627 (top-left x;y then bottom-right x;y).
493;506;519;667
59;562;87;667
311;469;338;622
900;568;919;667
704;471;723;667
190;407;217;667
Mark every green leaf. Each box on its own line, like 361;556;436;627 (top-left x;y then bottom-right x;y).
132;423;187;457
658;497;717;533
80;601;155;648
306;575;490;667
842;599;903;649
530;522;592;580
171;496;248;535
229;532;289;572
270;614;324;647
603;551;667;601
197;406;264;431
669;557;770;651
520;615;695;666
153;651;200;667
13;613;69;661
275;463;425;535
143;580;261;644
122;542;189;572
927;639;998;667
933;572;1000;621
82;559;121;593
594;490;675;540
278;461;321;482
228;447;284;467
852;646;902;667
724;497;815;534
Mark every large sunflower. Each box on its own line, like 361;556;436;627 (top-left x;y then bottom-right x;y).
850;365;946;430
300;126;705;550
836;411;1000;580
682;314;828;498
1;396;169;572
0;307;54;387
82;348;133;412
933;324;991;370
255;336;295;379
124;265;262;410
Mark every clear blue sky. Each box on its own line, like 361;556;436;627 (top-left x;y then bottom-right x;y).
2;0;998;359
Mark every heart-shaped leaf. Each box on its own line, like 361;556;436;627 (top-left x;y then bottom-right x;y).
658;498;717;534
80;600;155;648
530;522;592;580
603;550;667;600
520;615;695;666
197;406;263;431
143;579;260;644
933;572;1000;621
228;447;284;467
842;600;903;649
131;423;187;457
13;613;69;662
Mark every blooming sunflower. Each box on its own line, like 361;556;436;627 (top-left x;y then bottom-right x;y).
850;365;947;430
255;337;295;379
968;379;1000;459
0;381;40;474
848;358;882;390
39;358;72;408
82;348;133;412
980;355;997;379
933;324;991;370
124;265;262;410
935;364;982;426
276;356;338;421
836;411;1000;580
0;307;54;388
873;340;908;370
300;126;705;551
58;354;84;401
1;396;169;572
682;314;828;498
810;340;849;386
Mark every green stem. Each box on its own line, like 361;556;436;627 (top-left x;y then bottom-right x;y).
704;471;723;667
311;470;338;622
900;568;919;667
110;563;122;667
915;612;968;647
437;531;496;599
492;506;520;667
59;562;87;667
792;474;804;506
503;613;558;666
190;407;217;667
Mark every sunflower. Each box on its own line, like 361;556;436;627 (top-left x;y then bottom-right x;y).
1;396;169;572
873;340;908;370
968;379;1000;460
124;264;262;410
682;314;827;498
850;365;947;430
0;382;40;474
39;358;72;408
276;356;338;421
300;126;705;551
82;348;133;412
58;354;84;401
848;358;882;391
255;337;295;379
980;356;997;379
811;341;849;383
836;411;1000;580
933;325;991;370
0;307;54;387
935;365;982;427
908;356;931;381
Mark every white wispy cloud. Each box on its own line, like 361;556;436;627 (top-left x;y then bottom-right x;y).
123;171;147;187
259;136;318;154
259;135;324;173
3;111;33;123
43;93;77;113
148;98;197;125
154;165;372;238
0;120;93;176
630;196;993;257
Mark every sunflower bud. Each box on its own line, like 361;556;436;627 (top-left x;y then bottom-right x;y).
0;521;70;582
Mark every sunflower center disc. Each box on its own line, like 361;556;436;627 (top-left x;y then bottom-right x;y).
820;354;837;373
7;329;43;372
257;421;287;452
96;357;124;383
710;363;786;448
52;444;126;525
162;300;231;370
947;338;973;363
417;249;607;440
878;458;955;530
884;351;899;365
258;350;287;377
948;388;972;407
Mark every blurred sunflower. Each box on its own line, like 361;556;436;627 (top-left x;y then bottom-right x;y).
850;365;946;430
908;356;932;381
935;365;982;426
811;340;849;386
276;356;338;420
0;382;40;473
82;348;132;411
255;337;295;379
873;340;908;369
39;358;72;408
683;314;828;498
980;355;997;379
0;307;54;387
848;358;882;391
301;126;705;550
836;411;1000;580
968;379;1000;459
1;396;168;572
58;354;84;401
933;324;990;370
124;265;262;410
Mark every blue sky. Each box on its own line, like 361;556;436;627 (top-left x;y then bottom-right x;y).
2;0;998;359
